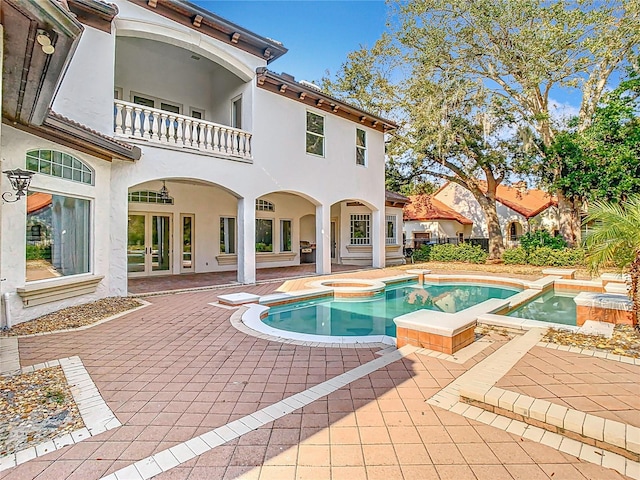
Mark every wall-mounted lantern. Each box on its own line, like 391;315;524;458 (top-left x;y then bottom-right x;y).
2;169;35;203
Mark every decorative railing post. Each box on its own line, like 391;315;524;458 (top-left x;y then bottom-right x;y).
114;102;124;135
159;113;168;142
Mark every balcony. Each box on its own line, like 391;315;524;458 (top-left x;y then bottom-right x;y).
114;100;252;160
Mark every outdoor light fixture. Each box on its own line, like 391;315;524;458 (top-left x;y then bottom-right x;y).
36;29;55;55
159;180;170;202
2;169;35;203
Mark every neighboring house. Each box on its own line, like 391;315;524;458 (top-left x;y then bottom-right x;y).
403;195;473;247
433;182;559;246
1;0;399;325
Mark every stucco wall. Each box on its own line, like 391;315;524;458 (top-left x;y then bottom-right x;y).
435;183;530;238
0;126;113;325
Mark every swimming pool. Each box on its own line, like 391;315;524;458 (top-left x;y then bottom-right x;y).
508;290;577;326
263;282;520;337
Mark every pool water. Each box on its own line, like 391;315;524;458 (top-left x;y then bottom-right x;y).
508;290;577;326
264;282;520;337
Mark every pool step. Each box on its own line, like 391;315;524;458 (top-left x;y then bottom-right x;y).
459;383;640;462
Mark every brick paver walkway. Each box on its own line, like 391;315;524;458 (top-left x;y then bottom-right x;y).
2;278;634;479
496;346;640;428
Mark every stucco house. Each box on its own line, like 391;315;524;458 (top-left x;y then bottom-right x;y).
1;0;403;326
403;194;473;247
403;182;559;248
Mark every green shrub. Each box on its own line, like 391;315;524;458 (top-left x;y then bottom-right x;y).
502;247;527;265
429;243;488;264
520;230;567;252
412;244;431;262
527;247;585;266
26;244;51;260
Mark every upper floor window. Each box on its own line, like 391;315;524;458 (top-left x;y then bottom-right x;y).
128;190;174;205
26;150;93;185
256;199;275;212
306;112;324;156
356;128;367;166
350;214;370;245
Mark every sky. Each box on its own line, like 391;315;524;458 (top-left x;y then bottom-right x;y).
194;0;389;84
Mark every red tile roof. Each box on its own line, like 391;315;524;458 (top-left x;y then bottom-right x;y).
27;192;52;214
478;182;557;218
403;195;473;225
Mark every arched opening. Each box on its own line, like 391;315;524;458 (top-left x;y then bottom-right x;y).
113;34;253;158
508;221;524;242
330;198;379;267
126;178;240;280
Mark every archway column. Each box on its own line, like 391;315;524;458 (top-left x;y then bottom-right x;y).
315;203;331;275
237;196;256;284
109;180;129;295
372;209;385;269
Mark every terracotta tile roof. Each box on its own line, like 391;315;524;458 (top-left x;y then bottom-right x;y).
27;192;52;214
403;195;473;225
478;182;557;218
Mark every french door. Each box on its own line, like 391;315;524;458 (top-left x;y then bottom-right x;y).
127;213;172;276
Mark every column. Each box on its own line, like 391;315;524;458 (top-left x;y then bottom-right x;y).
315;203;331;274
237;196;256;284
109;179;129;296
372;209;386;268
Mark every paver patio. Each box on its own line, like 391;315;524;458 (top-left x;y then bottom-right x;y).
496;346;640;428
1;273;636;479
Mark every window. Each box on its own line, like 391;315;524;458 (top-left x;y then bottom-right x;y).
132;93;182;114
26;150;93;185
356;128;367;166
231;96;242;129
350;214;370;245
256;199;275;212
281;220;292;252
26;191;90;281
190;108;204;120
386;215;397;245
306;111;324;156
132;95;155;108
256;219;273;252
182;215;193;270
220;217;236;254
128;190;173;205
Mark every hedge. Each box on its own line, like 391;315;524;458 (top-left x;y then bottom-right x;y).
502;247;527;265
428;243;488;264
502;246;585;266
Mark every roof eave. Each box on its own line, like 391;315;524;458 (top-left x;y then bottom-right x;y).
128;0;288;63
256;68;397;133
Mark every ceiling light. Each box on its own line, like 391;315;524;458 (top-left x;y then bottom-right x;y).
36;29;51;46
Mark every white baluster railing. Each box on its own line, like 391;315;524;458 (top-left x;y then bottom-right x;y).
113;100;252;159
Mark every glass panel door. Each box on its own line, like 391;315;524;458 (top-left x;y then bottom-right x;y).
127;214;146;273
182;215;193;271
151;215;171;272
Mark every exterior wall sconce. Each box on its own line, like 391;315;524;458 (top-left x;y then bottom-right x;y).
36;29;55;55
2;169;35;203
